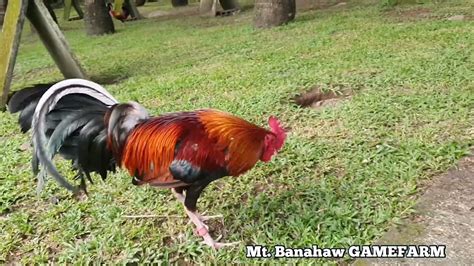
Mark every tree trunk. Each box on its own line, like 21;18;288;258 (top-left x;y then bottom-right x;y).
254;0;295;28
171;0;188;7
84;0;114;36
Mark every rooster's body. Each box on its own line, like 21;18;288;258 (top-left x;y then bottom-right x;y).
8;79;286;248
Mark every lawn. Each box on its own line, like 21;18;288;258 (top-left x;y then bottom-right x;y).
0;0;473;263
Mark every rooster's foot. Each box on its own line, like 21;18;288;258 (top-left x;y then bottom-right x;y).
196;224;240;249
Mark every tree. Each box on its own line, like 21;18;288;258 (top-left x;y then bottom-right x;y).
84;0;114;36
254;0;295;28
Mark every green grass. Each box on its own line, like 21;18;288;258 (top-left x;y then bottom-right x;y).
1;0;473;263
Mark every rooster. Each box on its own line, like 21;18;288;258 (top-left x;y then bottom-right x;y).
107;2;130;23
8;79;287;249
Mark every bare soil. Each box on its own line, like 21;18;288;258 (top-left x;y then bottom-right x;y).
296;0;345;11
387;7;433;21
354;151;474;265
294;85;352;109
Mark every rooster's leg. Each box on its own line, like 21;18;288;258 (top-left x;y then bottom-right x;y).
171;188;185;203
171;188;222;222
171;187;239;249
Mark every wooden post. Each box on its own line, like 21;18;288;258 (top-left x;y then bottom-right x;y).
0;0;86;110
27;0;86;78
0;0;7;25
72;0;84;19
0;0;29;111
125;0;142;19
63;0;73;20
64;0;84;21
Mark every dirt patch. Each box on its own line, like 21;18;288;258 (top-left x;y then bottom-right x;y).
146;10;172;18
293;85;352;109
296;0;344;11
146;6;200;21
385;7;434;22
355;151;474;265
253;182;267;194
387;7;473;22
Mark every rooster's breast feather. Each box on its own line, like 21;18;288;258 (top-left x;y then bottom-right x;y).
121;113;189;187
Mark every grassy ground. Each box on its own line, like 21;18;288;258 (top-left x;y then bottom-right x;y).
1;0;473;263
